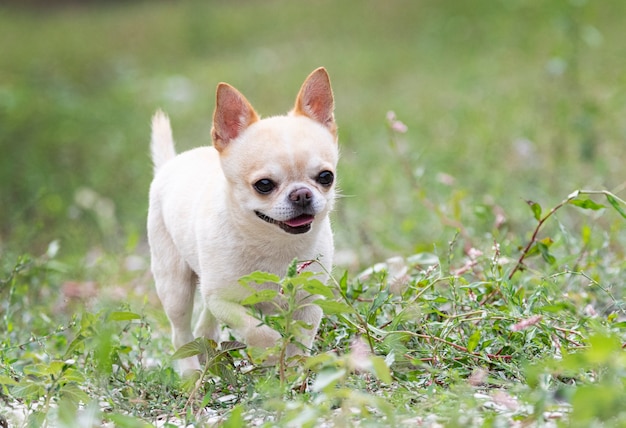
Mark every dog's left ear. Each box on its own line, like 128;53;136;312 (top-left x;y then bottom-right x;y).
212;83;260;152
293;67;336;137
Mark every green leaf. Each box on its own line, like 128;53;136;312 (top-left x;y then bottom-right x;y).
12;381;45;399
240;289;279;306
0;375;18;386
539;302;573;313
171;339;203;360
571;383;622;423
370;290;390;312
569;198;605;211
60;384;90;405
107;311;141;321
527;200;542;221
24;361;64;377
304;352;337;369
239;271;281;285
313;299;355;315
606;194;626;219
222;405;245;428
312;368;346;392
339;270;349;293
27;411;46;428
181;370;202;391
538;237;553;247
585;334;622;365
467;329;481;353
62;367;86;383
208;355;237;385
301;278;334;298
525;242;540;258
286;258;298;278
370;355;392;384
106;413;153;428
220;341;246;352
292;319;314;334
64;334;86;358
537;242;556;265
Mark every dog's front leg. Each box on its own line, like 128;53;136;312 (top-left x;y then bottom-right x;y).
193;307;221;344
205;296;282;352
288;302;323;357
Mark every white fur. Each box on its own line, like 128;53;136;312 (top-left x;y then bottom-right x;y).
150;110;176;173
147;69;338;373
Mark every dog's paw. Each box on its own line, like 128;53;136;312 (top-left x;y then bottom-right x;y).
178;355;202;375
246;324;282;349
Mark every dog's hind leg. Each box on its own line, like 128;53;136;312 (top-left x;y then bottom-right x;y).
149;214;201;373
154;264;200;373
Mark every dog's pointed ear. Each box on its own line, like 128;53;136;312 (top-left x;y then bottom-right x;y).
212;83;259;152
293;67;336;137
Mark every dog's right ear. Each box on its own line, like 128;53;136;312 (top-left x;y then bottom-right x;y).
212;83;259;152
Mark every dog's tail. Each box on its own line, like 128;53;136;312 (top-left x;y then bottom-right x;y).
150;110;177;174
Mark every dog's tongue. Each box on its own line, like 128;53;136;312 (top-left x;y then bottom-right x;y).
284;214;314;228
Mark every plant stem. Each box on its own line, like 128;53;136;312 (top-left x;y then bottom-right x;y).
509;196;571;279
319;263;377;354
509;189;626;280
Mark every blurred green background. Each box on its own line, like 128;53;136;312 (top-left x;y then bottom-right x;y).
1;0;625;272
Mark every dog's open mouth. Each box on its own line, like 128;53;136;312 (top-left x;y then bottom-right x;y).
255;211;314;234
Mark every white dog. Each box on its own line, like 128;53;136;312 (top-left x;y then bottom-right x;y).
147;68;338;373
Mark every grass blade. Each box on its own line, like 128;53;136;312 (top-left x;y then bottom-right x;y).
606;194;626;219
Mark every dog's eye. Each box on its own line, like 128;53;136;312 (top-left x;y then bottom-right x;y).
317;170;334;187
254;179;275;194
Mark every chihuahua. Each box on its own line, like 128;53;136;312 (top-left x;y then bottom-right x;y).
147;68;338;373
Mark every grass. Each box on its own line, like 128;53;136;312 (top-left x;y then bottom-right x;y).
1;0;626;426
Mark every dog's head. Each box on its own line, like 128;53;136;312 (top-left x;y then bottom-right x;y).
211;68;339;235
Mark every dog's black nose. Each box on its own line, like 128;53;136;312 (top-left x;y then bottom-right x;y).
290;187;313;207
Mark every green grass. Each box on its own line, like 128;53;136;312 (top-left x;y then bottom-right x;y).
1;0;626;426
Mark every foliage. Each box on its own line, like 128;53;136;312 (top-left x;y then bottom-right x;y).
2;181;625;425
2;0;626;426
